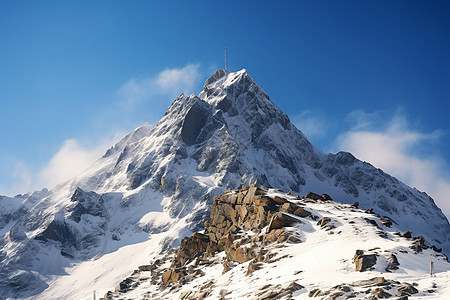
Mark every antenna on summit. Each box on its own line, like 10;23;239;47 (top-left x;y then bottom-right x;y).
225;47;228;71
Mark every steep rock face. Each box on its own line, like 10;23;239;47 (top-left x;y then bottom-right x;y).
0;69;449;299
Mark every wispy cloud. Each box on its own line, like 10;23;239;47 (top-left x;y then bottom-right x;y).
292;110;329;141
335;110;450;217
36;137;117;189
1;134;123;196
117;63;202;107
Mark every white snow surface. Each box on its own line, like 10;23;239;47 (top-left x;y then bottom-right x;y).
0;69;449;299
98;190;450;300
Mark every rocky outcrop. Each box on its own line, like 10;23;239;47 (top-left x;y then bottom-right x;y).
173;185;309;269
161;269;186;286
204;185;277;244
99;186;449;300
397;282;419;296
410;235;429;253
385;253;400;271
353;250;377;272
103;185;316;295
172;233;211;267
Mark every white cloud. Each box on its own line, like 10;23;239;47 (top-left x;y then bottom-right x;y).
335;111;450;218
37;139;104;189
36;132;125;189
154;64;201;92
117;63;202;107
292;110;329;140
0;134;123;196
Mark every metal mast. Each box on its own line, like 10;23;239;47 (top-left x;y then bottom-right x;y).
225;47;228;71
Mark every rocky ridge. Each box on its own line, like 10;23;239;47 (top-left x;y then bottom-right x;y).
100;186;449;299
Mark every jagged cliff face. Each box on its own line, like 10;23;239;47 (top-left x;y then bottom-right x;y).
0;69;449;299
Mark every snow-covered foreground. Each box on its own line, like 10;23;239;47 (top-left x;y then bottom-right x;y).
97;189;450;300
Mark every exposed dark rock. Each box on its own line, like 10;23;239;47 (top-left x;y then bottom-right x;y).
336;151;356;166
204;69;227;88
353;277;386;287
402;231;412;238
161;269;185;286
280;202;298;214
334;284;351;292
308;288;324;297
34;220;76;249
371;287;392;298
293;207;311;218
385;253;400;271
180;100;209;145
247;261;262;275
431;245;442;253
410;236;428;253
138;263;159;272
327;291;344;299
321;193;332;201
351;202;359;208
317;217;331;227
114;281;129;292
267;212;299;232
225;244;256;263
172;232;210;267
379;217;393;227
353;250;377;272
365;218;381;229
365;208;374;214
222;260;234;274
219;289;229;300
273;196;289;205
103;291;113;300
180;290;193;300
397;283;418;296
288;281;304;292
265;228;288;243
0;270;48;299
303;192;321;200
287;235;302;243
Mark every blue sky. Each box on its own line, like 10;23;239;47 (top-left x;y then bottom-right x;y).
1;1;449;217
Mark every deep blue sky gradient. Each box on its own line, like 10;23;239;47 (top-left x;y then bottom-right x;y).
1;1;449;197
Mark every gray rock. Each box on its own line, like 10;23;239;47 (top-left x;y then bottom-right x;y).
385;253;400;271
180;99;209;145
397;283;418;296
353;250;377;272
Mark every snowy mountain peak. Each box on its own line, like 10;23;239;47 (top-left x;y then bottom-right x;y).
201;68;272;113
0;68;449;299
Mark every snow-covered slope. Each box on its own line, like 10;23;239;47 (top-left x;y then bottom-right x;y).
100;187;450;300
0;69;449;299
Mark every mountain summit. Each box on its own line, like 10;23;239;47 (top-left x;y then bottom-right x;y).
0;69;449;299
